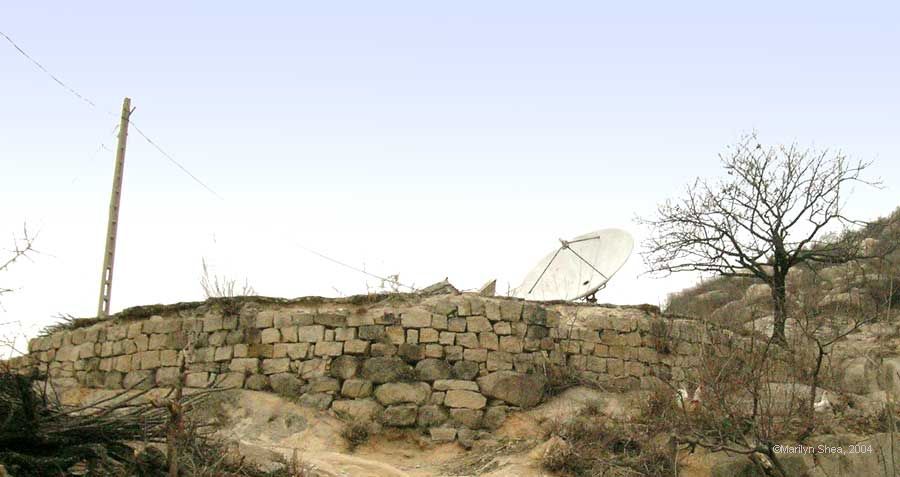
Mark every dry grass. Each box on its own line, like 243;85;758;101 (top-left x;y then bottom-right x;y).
341;420;372;452
540;399;675;477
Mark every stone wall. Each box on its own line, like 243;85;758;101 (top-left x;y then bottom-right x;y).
16;294;705;442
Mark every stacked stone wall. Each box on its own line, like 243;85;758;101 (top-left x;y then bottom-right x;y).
18;294;706;441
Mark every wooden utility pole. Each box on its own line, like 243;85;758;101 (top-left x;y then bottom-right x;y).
97;97;132;318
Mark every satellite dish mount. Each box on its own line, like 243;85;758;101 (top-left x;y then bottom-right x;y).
515;229;634;302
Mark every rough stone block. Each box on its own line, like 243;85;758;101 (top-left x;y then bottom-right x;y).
332;399;383;422
247;343;274;359
245;374;270;390
433;379;479;391
297;392;333;409
203;315;224;332
361;357;415;383
444;346;464;362
297;325;325;343
401;309;433;328
312;341;342;356
280;326;298;343
370;343;397;357
374;382;431;405
398;344;426;361
484;301;501;321
307;376;340;393
430;427;457;442
467;316;492;333
269;373;304;396
334;327;356;341
262;358;291;374
155;367;181;387
479;332;499;350
439;332;456;345
344;340;370;355
448;317;467;332
229;358;259;373
425;344;444;358
214;346;233;362
463;348;488;362
432;314;448;330
483;406;508;430
406;329;419;345
477;371;545;408
456;333;479;348
329;355;360;379
140;350;160;370
315;312;347;327
415;358;452;381
417;405;449;427
341;378;373;398
255;310;275;328
420;328;439;343
450;408;483;429
500;301;522;321
445;389;487;409
208;329;231;347
185;372;211;388
359;325;386;341
123;370;154;390
381;404;418;426
261;328;281;344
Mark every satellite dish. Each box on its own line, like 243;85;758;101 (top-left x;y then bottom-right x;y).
513;228;633;302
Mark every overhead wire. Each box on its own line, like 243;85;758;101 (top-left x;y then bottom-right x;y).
0;29;221;201
1;29;415;294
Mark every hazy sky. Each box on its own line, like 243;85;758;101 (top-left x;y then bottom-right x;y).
1;2;898;350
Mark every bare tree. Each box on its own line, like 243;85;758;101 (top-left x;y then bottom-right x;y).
640;132;884;342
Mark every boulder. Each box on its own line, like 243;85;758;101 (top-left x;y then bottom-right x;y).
244;374;270;390
332;399;384;422
360;357;415;383
744;283;770;302
269;373;304;396
297;392;333;410
416;359;452;381
330;355;360;380
477;371;546;408
452;361;480;380
450;408;483;429
381;404;418;426
417;405;449;427
483;405;507;430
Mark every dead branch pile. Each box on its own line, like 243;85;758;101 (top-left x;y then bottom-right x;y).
0;370;173;476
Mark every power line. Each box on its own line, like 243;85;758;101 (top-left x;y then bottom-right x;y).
128;121;224;200
0;30;98;109
298;245;418;291
2;30;413;293
1;29;221;200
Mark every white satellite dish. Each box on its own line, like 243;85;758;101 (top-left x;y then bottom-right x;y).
513;228;634;302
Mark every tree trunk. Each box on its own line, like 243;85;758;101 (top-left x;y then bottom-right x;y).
771;272;788;344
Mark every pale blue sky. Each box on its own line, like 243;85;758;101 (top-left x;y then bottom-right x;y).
1;2;898;349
